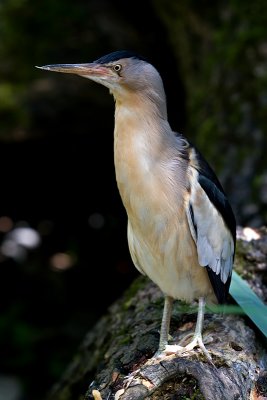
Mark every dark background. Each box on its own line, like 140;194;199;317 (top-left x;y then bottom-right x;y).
0;1;266;399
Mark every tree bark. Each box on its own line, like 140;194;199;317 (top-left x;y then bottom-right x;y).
47;227;267;400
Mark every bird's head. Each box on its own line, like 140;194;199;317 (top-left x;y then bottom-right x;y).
36;50;166;107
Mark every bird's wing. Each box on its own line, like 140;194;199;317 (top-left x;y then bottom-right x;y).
186;145;236;304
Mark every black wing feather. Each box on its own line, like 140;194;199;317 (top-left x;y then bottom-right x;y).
194;148;236;244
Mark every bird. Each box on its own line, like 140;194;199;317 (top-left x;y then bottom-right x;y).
37;50;236;360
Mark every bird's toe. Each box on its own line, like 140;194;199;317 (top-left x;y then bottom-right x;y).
163;344;185;354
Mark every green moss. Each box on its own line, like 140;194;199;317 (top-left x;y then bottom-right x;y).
122;275;148;310
118;334;132;345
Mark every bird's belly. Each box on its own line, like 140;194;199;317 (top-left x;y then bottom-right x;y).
127;213;216;303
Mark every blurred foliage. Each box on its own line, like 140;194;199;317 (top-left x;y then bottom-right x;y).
0;0;106;140
153;0;267;225
0;1;267;400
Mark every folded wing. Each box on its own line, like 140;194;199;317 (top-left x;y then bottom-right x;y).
186;146;236;303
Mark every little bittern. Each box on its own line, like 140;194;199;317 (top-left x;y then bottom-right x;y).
37;50;236;359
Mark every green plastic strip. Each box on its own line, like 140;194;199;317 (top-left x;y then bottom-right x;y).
229;270;267;338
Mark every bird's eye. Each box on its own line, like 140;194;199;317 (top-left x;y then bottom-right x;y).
113;64;122;72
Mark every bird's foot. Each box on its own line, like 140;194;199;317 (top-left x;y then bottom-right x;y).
161;333;214;364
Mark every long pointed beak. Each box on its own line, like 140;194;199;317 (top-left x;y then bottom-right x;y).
35;63;112;77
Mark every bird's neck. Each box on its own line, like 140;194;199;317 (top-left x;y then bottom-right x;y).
113;93;187;217
114;85;168;119
114;93;171;162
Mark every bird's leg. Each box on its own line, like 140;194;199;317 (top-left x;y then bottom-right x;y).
182;297;212;360
164;297;212;362
158;295;173;352
124;297;173;385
